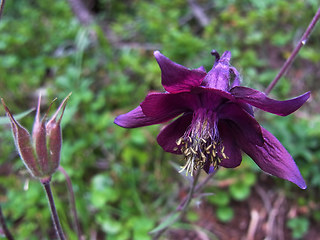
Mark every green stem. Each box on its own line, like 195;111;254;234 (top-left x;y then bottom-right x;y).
0;204;14;240
42;180;66;240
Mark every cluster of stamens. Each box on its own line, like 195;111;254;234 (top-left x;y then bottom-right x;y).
175;136;228;176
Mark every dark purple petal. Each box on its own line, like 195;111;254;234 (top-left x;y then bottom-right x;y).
202;51;231;91
114;105;179;128
154;51;206;93
141;92;199;117
238;127;306;189
230;87;310;116
194;87;234;100
218;102;264;146
239;102;254;116
218;121;242;168
192;87;234;110
157;113;193;154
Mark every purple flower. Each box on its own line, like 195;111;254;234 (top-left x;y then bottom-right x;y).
114;50;310;189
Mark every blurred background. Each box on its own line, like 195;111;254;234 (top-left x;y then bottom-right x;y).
0;0;319;239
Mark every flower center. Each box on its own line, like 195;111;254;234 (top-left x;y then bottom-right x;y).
175;109;228;175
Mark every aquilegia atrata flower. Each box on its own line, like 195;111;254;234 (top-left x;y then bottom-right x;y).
114;50;310;189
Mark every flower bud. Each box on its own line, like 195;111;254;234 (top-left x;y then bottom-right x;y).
1;94;71;181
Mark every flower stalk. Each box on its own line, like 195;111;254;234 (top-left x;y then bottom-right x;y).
152;169;201;239
42;180;66;240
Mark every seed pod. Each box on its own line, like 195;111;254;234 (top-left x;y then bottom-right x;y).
46;93;71;175
1;93;71;180
1;99;41;177
32;95;49;175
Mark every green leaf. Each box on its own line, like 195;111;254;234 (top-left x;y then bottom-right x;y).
149;212;180;234
229;183;251;201
98;217;122;234
287;217;309;239
216;206;234;222
242;172;257;186
207;190;230;206
187;211;199;222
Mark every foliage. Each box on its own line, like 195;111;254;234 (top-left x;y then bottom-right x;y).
287;217;310;239
0;0;319;239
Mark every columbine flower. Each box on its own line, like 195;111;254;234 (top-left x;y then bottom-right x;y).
1;94;71;182
114;50;310;189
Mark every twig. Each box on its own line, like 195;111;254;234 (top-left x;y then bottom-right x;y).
246;209;260;240
266;194;285;240
0;204;14;240
58;166;82;240
254;185;272;212
42;180;66;240
276;196;286;240
265;7;320;95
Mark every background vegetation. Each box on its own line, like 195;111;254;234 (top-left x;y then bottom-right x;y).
0;0;319;239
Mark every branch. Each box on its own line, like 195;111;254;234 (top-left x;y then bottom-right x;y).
265;7;320;95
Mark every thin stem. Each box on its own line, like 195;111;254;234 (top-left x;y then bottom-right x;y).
176;170;216;212
265;7;320;95
194;170;216;193
180;169;201;214
153;169;201;239
58;166;82;240
0;0;5;19
42;180;66;240
0;204;14;240
176;169;202;211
